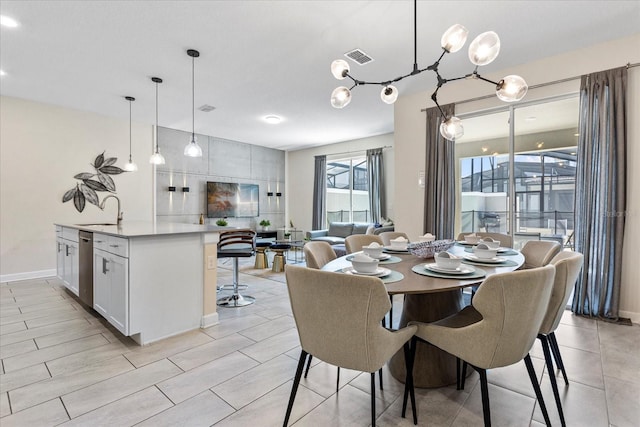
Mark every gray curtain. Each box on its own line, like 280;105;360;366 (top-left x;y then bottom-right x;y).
572;66;627;320
312;155;327;230
367;148;386;223
423;104;456;239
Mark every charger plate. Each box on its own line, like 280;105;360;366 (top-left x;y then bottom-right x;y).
412;264;486;280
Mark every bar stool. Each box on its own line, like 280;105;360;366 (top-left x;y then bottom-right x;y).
217;229;256;307
271;243;291;272
254;241;271;269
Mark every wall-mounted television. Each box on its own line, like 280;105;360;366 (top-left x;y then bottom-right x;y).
206;181;259;218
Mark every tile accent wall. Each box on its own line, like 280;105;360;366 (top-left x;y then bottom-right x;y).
156;127;285;229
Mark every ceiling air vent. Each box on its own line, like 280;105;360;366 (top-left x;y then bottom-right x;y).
198;104;216;112
344;48;374;65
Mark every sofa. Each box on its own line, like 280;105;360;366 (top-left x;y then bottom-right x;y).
306;222;394;245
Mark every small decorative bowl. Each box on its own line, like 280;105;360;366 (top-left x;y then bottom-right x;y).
473;243;499;259
464;234;480;244
362;245;384;259
351;258;379;273
480;238;500;249
434;252;462;269
408;239;455;258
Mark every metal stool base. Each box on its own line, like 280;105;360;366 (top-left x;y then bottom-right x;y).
217;294;255;307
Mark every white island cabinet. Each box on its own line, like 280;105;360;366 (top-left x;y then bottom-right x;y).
55;226;79;297
55;222;226;345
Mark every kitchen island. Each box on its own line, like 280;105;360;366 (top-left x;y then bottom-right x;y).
55;221;229;345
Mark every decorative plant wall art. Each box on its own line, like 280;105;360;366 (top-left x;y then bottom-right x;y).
62;151;125;212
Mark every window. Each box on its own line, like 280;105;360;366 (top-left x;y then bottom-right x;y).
326;156;369;224
457;96;579;249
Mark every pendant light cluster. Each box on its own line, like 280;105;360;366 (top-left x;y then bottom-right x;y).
184;49;203;157
330;0;528;141
122;96;138;172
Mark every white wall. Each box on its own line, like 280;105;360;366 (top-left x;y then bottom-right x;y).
393;34;640;321
286;133;394;234
0;96;154;280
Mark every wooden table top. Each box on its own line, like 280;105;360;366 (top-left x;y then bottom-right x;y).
321;244;524;295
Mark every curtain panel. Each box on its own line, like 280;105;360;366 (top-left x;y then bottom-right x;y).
367;148;386;224
572;66;627;320
423;104;456;239
312;155;327;230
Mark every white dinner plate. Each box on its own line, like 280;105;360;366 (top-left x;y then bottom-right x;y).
425;263;475;275
342;267;391;277
456;240;476;246
383;246;409;252
463;254;507;264
348;252;391;261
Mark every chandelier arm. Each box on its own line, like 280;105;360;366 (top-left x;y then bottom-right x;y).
413;0;418;70
473;73;501;86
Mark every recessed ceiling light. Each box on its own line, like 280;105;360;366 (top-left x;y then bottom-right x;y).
264;115;282;124
525;116;536;122
0;15;19;28
536;142;545;148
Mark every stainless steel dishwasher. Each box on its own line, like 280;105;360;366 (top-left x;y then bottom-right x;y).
78;231;94;307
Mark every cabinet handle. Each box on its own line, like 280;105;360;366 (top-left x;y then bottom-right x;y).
109;244;119;248
103;258;109;274
66;245;69;256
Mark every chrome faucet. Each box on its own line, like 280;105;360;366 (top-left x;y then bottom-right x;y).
99;195;123;225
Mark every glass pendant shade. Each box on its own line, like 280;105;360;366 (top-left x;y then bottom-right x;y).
331;59;350;80
496;75;528;102
123;159;138;172
441;24;468;53
380;85;398;104
184;134;203;157
468;31;500;66
149;151;165;165
331;86;351;108
439;116;464;141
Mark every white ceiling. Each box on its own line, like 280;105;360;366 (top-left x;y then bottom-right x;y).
1;1;638;151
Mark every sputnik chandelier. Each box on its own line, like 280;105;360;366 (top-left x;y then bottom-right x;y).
330;0;528;141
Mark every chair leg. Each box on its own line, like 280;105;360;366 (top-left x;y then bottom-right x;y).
303;355;313;378
283;350;308;427
524;354;552;427
476;366;491;427
336;367;340;392
539;335;566;426
401;341;418;424
389;295;394;329
457;359;468;390
371;372;376;427
549;332;569;385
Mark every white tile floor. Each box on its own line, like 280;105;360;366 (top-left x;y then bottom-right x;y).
1;262;639;426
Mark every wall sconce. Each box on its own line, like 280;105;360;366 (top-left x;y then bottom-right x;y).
168;186;176;192
418;171;425;188
276;192;282;197
267;191;274;197
182;187;190;192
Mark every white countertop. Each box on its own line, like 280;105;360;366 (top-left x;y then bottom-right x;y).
55;221;232;238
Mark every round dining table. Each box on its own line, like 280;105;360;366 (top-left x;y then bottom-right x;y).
321;242;524;388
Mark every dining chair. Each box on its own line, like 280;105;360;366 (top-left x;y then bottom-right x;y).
535;250;584;425
345;234;383;254
379;231;410;246
457;232;513;248
403;265;556;426
284;265;417;427
216;229;257;307
520;240;562;269
303;241;337;269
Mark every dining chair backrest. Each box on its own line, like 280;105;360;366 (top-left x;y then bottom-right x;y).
345;234;383;254
520;240;562;269
285;265;415;373
457;232;513;248
379;232;410;246
465;265;555;368
303;241;337;269
539;251;584;335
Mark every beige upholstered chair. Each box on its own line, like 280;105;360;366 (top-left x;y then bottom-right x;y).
379;231;410;246
303;241;337;270
457;232;513;248
535;251;584;425
520;240;562;269
403;265;556;426
345;234;384;254
284;265;417;427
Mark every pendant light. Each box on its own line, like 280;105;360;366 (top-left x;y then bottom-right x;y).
122;96;138;172
149;77;166;165
184;49;203;157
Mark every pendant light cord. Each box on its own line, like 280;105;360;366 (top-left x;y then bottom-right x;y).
191;54;195;141
129;100;132;160
155;81;159;153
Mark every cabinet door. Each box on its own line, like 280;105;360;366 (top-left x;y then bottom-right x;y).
93;249;110;317
108;254;129;335
63;241;79;296
56;238;65;281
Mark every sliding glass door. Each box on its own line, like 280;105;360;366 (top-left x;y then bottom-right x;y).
456;95;579;249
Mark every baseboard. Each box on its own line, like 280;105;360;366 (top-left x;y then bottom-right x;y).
619;310;639;325
201;312;220;328
1;269;57;283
